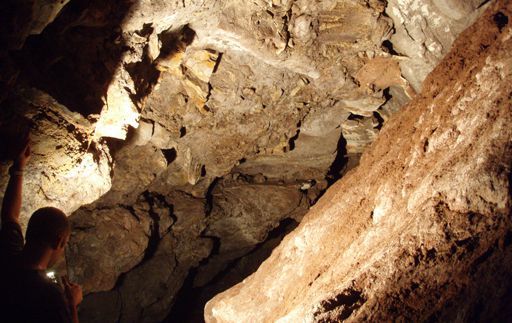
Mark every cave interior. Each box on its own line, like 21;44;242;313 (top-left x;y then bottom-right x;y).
0;0;511;322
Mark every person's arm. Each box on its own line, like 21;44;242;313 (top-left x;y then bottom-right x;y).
1;137;30;225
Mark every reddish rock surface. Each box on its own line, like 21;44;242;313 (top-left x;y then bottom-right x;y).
205;1;512;321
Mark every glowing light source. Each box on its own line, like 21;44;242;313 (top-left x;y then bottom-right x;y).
46;270;58;284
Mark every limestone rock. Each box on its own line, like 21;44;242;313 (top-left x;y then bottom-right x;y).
386;0;488;92
341;116;380;155
194;178;309;286
205;2;512;321
0;88;112;230
67;206;151;293
0;0;496;321
75;191;213;323
171;219;299;323
235;103;350;181
95;144;168;206
93;67;140;140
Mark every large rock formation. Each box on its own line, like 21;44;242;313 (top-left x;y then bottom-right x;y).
0;88;112;230
0;0;498;321
386;0;486;92
206;1;512;321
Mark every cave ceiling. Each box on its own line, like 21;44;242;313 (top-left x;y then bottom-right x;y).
0;0;492;322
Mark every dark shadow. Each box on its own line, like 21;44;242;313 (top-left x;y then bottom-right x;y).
287;121;301;152
9;0;137;116
382;39;399;55
162;148;177;165
373;111;385;130
493;12;509;32
163;218;298;323
326;133;348;185
159;24;196;59
0;114;31;162
125;24;161;105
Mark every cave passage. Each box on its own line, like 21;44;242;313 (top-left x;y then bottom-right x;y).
1;0;509;323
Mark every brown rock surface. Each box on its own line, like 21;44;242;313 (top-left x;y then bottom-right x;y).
195;178;309;286
75;192;213;323
0;0;495;321
205;1;512;322
67;206;151;293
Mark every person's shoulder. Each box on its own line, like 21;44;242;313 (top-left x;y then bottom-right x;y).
0;220;22;237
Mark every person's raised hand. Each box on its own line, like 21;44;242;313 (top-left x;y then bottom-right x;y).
62;276;83;308
13;134;30;170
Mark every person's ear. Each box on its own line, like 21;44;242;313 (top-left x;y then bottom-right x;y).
51;235;66;250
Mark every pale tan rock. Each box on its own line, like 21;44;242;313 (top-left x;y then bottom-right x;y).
93;67;140;140
131;120;154;146
386;0;488;92
183;49;219;83
0;88;112;230
355;56;408;90
341;117;379;154
205;2;512;321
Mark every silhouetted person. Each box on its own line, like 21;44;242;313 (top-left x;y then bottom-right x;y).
0;136;82;323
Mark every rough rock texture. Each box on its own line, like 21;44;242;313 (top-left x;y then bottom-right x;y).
67;206;151;293
206;1;512;322
171;219;299;323
0;88;111;230
76;189;214;323
194;179;309;286
386;0;486;92
0;0;494;321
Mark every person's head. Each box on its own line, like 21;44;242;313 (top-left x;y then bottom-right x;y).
25;207;70;266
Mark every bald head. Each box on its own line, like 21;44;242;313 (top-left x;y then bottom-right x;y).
26;207;69;248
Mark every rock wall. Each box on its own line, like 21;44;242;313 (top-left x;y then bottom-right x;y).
386;0;486;92
0;88;112;230
0;0;494;321
206;1;512;321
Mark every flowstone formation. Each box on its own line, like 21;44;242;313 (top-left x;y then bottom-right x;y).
206;1;512;321
0;0;492;322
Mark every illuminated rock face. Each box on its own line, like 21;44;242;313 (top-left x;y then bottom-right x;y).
386;0;486;92
0;0;499;322
206;1;512;321
0;88;112;230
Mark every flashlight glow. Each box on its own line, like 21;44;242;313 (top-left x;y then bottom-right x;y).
46;271;58;284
